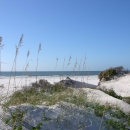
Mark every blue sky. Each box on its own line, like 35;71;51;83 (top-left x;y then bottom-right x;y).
0;0;130;71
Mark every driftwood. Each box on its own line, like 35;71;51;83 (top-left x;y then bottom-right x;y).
59;77;97;89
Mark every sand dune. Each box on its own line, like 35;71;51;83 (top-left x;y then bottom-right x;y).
0;75;130;129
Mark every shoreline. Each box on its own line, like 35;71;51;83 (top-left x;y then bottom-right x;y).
0;74;130;129
1;75;130;109
0;71;101;77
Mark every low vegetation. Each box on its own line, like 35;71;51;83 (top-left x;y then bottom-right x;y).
4;82;71;107
123;97;130;104
5;108;25;130
2;80;130;129
106;119;126;130
98;68;117;81
100;88;130;105
101;89;123;100
98;66;129;81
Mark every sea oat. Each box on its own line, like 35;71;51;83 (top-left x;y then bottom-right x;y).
36;43;41;83
66;56;71;70
6;34;23;98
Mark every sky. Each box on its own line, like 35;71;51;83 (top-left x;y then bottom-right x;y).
0;0;130;71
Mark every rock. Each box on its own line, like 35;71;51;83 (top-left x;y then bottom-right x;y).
60;77;76;86
66;77;71;80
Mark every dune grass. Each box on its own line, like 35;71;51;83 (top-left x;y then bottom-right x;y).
100;88;123;100
3;81;130;129
4;82;87;108
2;79;130;129
100;88;130;105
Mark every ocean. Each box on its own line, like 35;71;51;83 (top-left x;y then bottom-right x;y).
0;71;100;77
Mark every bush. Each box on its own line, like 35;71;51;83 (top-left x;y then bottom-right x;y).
114;66;123;73
99;66;129;81
98;68;117;81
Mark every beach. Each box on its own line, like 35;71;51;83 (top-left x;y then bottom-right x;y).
0;74;130;110
0;75;99;97
97;74;130;97
0;74;130;129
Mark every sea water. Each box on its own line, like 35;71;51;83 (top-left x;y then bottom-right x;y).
0;71;100;77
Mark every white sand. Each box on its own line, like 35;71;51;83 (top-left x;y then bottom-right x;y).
97;74;130;97
0;75;130;113
0;75;130;129
0;75;99;97
78;88;130;113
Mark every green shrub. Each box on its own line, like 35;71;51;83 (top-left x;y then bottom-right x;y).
98;68;117;81
94;104;105;117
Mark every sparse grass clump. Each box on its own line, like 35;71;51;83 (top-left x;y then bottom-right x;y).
5;108;25;130
101;89;130;105
110;109;126;118
4;80;89;108
88;103;111;117
5;108;43;130
101;89;123;100
123;97;130;104
65;93;86;107
4;82;73;107
51;83;66;93
106;119;126;130
94;104;106;117
4;87;43;106
31;122;42;130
